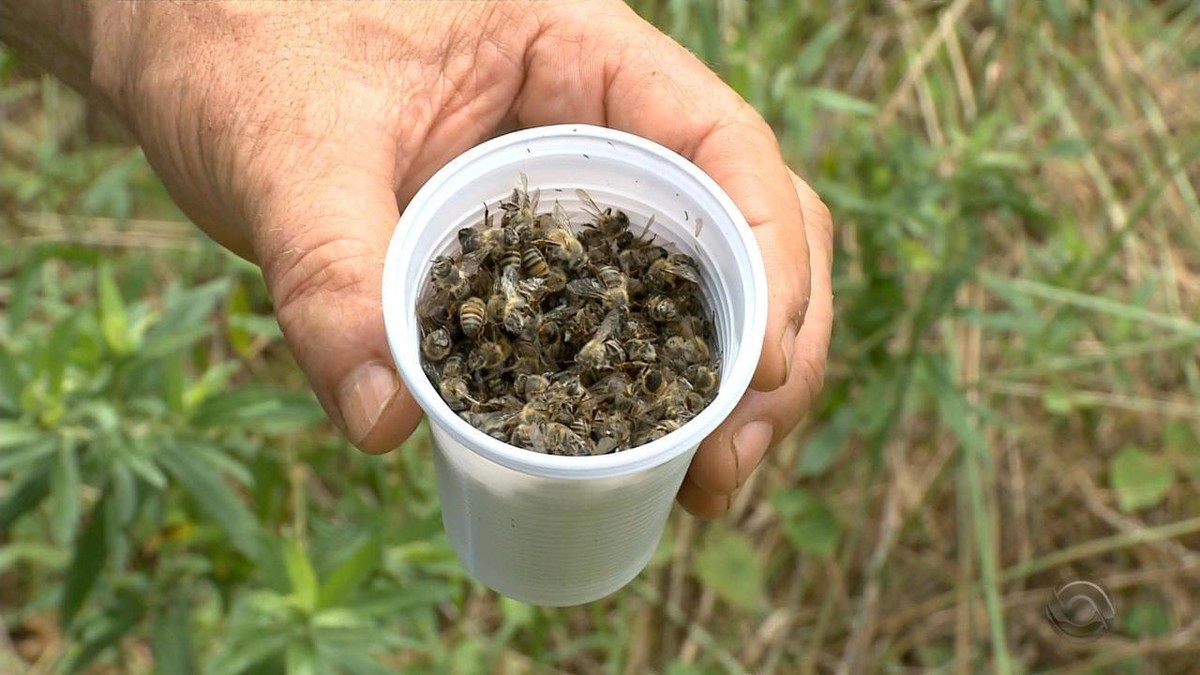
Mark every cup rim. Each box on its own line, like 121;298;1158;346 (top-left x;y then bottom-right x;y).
382;124;768;481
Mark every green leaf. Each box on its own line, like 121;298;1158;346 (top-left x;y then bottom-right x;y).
0;540;68;575
1125;597;1172;638
106;462;136;570
0;457;52;535
152;592;198;675
0;342;26;412
1110;446;1175;513
317;536;382;610
141;279;230;353
0;419;45;451
1042;388;1074;416
286;638;319;675
498;596;536;630
284;539;318;613
61;493;109;628
313;645;393;675
807;88;877;117
772;489;841;556
796;406;853;477
62;589;145;673
49;440;81;547
0;435;55;473
97;262;132;355
349;584;456;618
4;262;40;334
158;445;261;557
40;310;80;398
210;624;297;675
693;527;766;613
190;387;326;434
794;19;845;80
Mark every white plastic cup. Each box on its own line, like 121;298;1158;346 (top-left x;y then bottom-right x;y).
381;124;768;606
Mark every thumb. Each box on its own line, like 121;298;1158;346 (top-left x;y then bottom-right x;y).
250;144;421;454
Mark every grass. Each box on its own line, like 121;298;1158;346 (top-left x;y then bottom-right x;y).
3;0;1200;673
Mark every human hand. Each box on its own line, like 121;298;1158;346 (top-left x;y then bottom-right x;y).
91;0;833;517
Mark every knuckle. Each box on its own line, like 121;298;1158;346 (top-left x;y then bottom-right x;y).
264;230;379;323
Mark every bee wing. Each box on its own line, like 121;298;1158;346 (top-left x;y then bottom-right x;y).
416;289;444;320
595;309;621;340
575;188;603;218
637;214;656;242
553;201;572;227
671;262;703;285
528;422;549;453
566;278;606;300
500;264;521;293
458;248;490;275
517;277;546;297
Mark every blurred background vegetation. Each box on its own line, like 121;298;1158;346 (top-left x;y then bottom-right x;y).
2;0;1199;673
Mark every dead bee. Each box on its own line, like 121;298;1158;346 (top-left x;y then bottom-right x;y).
458;208;507;256
626;338;657;364
562;303;603;344
521;247;549;278
439;376;477;411
421;327;452;362
441;354;467;379
468;336;512;371
619;241;667;273
510;423;543;451
510;339;544;375
596;265;630;311
592;410;632;446
590;372;638;413
565;266;629;313
634;419;683;446
550;373;591;406
498;266;534;336
575;310;625;370
662;317;713;366
684;364;719;396
496;245;522;271
430;249;487;300
540;422;593;457
645;295;679;322
514;373;550;400
543;267;569;294
570;416;591;440
648;254;703;288
577;188;630;238
683;390;708;414
458;296;487;338
460;410;513;441
535;202;586;269
616;213;656;250
501;173;541;232
638;368;671;398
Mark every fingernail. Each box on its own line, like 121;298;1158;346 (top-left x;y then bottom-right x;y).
338;361;399;445
780;317;799;384
732;421;774;488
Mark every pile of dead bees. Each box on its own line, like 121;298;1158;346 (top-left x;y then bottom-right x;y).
417;176;721;456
